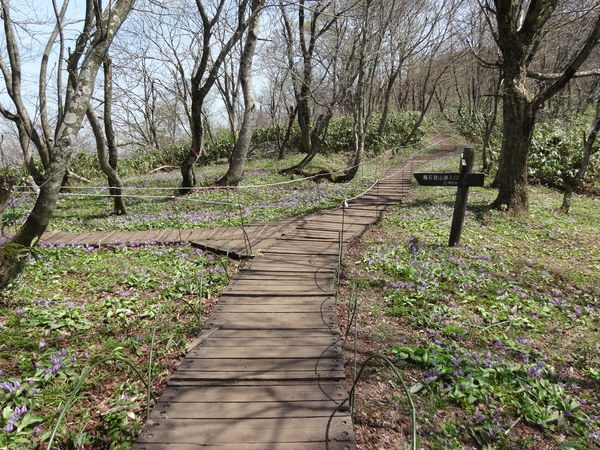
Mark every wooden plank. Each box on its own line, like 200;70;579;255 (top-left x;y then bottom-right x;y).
148;400;349;419
123;231;148;243
45;230;72;243
206;317;338;330
159;230;188;243
133;441;354;449
156;383;349;403
295;222;363;233
187;344;341;359
134;230;162;243
215;303;335;313
106;231;132;243
239;266;337;275
135;416;354;445
58;232;85;244
280;232;351;242
85;231;113;244
217;288;335;297
177;357;341;369
228;276;334;287
40;230;60;241
242;263;336;273
228;271;335;281
234;269;335;278
218;290;333;300
197;335;340;347
200;328;338;339
171;370;346;382
262;248;339;256
218;293;336;300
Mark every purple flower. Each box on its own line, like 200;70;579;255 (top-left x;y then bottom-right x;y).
38;341;46;348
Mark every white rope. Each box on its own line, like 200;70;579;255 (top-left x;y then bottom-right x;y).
7;137;452;212
338;136;454;206
10;139;421;193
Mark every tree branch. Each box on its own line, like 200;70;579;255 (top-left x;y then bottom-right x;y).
535;12;600;106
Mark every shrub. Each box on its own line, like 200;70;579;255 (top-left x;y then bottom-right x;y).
529;118;600;189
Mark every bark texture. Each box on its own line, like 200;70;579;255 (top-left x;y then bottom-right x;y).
490;0;600;214
216;0;263;186
0;0;136;287
179;0;254;194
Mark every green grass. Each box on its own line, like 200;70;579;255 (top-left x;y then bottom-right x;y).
0;243;232;448
342;152;599;448
3;151;407;233
2;144;598;448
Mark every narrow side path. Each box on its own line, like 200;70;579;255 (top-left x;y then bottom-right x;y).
36;218;300;259
132;148;453;449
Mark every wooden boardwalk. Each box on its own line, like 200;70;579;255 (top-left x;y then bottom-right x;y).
131;150;449;449
6;149;451;448
36;218;300;259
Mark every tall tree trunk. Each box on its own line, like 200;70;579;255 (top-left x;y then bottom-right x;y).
86;107;127;215
490;85;536;214
0;0;136;287
278;106;297;160
178;0;254;194
280;111;332;173
1;133;74;284
489;0;600;215
179;92;205;194
377;71;400;137
296;95;312;155
102;55;126;214
216;0;262;186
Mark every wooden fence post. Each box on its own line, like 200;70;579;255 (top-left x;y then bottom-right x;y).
448;147;474;247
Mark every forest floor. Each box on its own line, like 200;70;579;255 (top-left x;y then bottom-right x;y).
1;141;598;448
337;150;599;449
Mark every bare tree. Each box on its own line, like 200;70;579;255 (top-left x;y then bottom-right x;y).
178;0;257;193
483;0;600;214
278;0;340;173
216;0;264;186
215;41;244;141
374;0;442;137
0;0;136;286
561;88;600;213
86;56;127;215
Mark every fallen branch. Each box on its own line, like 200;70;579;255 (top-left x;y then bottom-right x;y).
66;169;91;184
149;165;177;174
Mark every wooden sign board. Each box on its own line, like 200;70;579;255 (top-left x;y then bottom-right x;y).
413;172;485;187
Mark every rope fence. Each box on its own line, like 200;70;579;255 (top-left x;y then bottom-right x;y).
1;133;454;230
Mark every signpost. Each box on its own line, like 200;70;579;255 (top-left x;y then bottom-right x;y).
413;148;484;247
